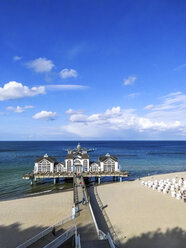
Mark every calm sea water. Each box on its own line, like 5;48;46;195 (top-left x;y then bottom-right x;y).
0;141;186;200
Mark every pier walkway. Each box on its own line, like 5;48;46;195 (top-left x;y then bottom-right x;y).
74;175;110;247
18;175;115;248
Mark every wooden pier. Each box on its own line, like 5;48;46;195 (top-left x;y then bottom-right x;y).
18;173;121;248
23;171;129;184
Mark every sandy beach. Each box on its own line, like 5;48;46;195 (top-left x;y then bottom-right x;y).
0;190;73;248
97;171;186;248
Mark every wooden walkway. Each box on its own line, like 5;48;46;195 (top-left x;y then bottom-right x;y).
75;176;110;248
21;175;112;248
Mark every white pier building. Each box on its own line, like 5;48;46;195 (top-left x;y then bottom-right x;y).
34;143;119;174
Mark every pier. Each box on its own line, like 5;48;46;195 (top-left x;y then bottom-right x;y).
18;173;122;248
23;170;129;185
18;144;129;247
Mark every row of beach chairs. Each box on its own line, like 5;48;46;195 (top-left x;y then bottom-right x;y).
141;177;186;201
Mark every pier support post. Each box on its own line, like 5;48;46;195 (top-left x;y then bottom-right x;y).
120;177;122;183
98;177;101;185
54;178;56;184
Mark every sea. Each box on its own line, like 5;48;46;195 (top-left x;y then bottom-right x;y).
0;141;186;201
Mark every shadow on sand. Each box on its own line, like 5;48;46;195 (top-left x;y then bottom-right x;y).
121;227;186;248
1;222;186;248
0;222;45;248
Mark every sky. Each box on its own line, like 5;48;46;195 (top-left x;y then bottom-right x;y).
0;0;186;140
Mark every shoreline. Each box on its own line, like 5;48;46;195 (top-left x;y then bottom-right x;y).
138;170;186;181
2;169;186;202
0;186;73;203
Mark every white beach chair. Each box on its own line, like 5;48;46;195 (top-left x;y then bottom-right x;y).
171;191;176;198
180;188;184;194
172;178;176;184
165;187;170;192
176;193;182;200
163;188;168;194
158;187;162;192
171;185;175;190
152;185;157;190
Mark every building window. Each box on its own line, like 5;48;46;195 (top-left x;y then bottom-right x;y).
74;159;81;165
104;159;115;172
39;160;50;166
67;160;71;172
83;160;88;171
57;164;63;172
91;164;98;171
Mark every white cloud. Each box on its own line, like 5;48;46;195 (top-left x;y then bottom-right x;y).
70;113;87;122
0;81;45;101
144;92;186;127
27;57;54;73
67;44;84;59
66;109;84;115
173;64;186;71
46;84;87;90
13;56;22;61
7;105;34;113
128;92;140;98
124;76;136;85
145;92;186;112
144;104;154;110
33;111;57;120
60;69;78;79
61;99;186;138
61;123;104;138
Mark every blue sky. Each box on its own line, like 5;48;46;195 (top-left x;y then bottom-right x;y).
1;0;186;140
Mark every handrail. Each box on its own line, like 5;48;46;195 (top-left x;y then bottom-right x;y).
81;175;90;202
16;226;53;248
88;200;107;240
16;215;72;248
77;234;81;248
107;232;116;248
88;201;100;238
43;225;76;248
73;174;79;204
94;186;120;246
75;232;81;248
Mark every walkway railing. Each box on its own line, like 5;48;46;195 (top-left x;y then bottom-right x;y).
16;216;72;248
43;225;76;248
88;201;100;238
75;231;81;248
94;186;120;246
107;232;116;248
73;174;79;204
81;175;90;202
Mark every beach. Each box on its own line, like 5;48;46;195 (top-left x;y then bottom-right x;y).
97;171;186;248
1;171;186;248
0;190;73;248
